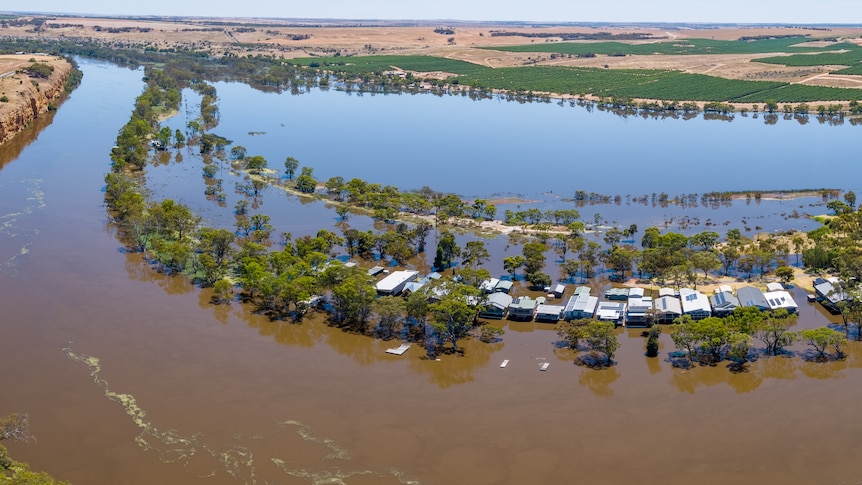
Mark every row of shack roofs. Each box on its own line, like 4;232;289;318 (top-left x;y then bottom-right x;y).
364;266;827;327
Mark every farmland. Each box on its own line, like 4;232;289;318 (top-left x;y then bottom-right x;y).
297;56;862;103
483;37;856;56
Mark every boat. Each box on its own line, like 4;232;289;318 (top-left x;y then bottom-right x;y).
500;359;509;368
385;344;410;355
539;362;550;371
807;294;816;302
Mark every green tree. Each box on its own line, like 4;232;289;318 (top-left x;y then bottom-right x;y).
582;321;620;367
774;265;794;285
645;325;661;357
230;145;247;160
433;231;461;271
244;155;268;172
462;240;490;269
294;166;317;193
798;327;846;361
753;309;798;356
522;241;547;275
429;282;479;352
284;156;300;179
503;255;525;280
330;272;377;332
374;296;406;339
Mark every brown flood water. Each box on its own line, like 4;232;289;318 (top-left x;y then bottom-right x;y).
2;59;862;485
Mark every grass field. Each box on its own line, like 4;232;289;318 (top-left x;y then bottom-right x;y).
289;55;484;75
293;55;862;103
481;37;855;56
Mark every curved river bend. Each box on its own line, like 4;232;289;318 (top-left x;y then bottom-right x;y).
1;59;861;485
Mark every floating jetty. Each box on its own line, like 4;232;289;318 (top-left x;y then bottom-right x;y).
500;359;509;368
385;344;410;355
540;362;550;371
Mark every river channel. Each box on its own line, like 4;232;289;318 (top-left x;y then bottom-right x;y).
1;58;862;484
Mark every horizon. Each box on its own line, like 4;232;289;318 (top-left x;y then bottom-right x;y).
4;0;862;25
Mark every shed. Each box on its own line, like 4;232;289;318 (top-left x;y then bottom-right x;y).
375;270;419;296
479;292;514;320
717;284;733;294
680;288;711;320
552;284;566;299
709;291;739;317
737;286;769;311
605;287;629;300
764;290;798;314
494;280;514;293
814;278;847;314
654;296;682;323
766;282;785;292
480;278;501;293
536;304;565;323
658;287;677;298
367;265;385;276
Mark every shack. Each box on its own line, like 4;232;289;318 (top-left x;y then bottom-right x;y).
737;286;769;311
535;304;565;323
654;295;682;323
680;288;711;320
764;290;798;314
596;301;626;326
479;292;514;320
564;289;598;320
710;291;740;317
508;296;538;321
375;270;419;296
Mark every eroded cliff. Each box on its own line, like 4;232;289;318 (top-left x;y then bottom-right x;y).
0;55;73;147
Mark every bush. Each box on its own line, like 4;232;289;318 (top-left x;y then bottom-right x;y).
0;96;7;103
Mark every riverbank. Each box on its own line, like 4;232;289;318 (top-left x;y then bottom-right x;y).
0;54;72;147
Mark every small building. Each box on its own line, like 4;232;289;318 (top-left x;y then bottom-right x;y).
552;284;566;299
626;290;653;327
494;280;514;293
564;291;599;320
480;278;501;293
764;290;798;314
710;291;740;317
654;295;682;323
658;287;678;298
367;265;385;276
604;287;629;301
508;296;538;321
375;270;419;296
536;304;565;323
737;286;769;311
717;284;733;294
680;288;711;320
766;282;785;292
814;278;848;314
479;292;514;320
596;301;627;326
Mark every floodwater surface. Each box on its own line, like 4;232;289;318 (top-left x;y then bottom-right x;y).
1;59;862;485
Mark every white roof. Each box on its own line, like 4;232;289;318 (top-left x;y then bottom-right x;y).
553;284;566;293
718;284;733;294
764;290;798;311
658;287;676;297
486;292;513;310
480;278;501;292
536;304;565;316
766;282;784;292
565;292;599;314
628;287;645;298
679;288;711;314
655;296;682;315
375;270;418;293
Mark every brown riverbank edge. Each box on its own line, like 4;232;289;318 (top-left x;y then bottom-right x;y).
0;54;73;147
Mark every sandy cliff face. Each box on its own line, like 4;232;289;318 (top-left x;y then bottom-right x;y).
0;56;73;147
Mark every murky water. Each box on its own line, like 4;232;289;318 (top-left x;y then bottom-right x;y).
2;59;862;485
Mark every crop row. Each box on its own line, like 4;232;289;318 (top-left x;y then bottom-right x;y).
756;47;862;67
483;37;853;56
292;55;861;103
